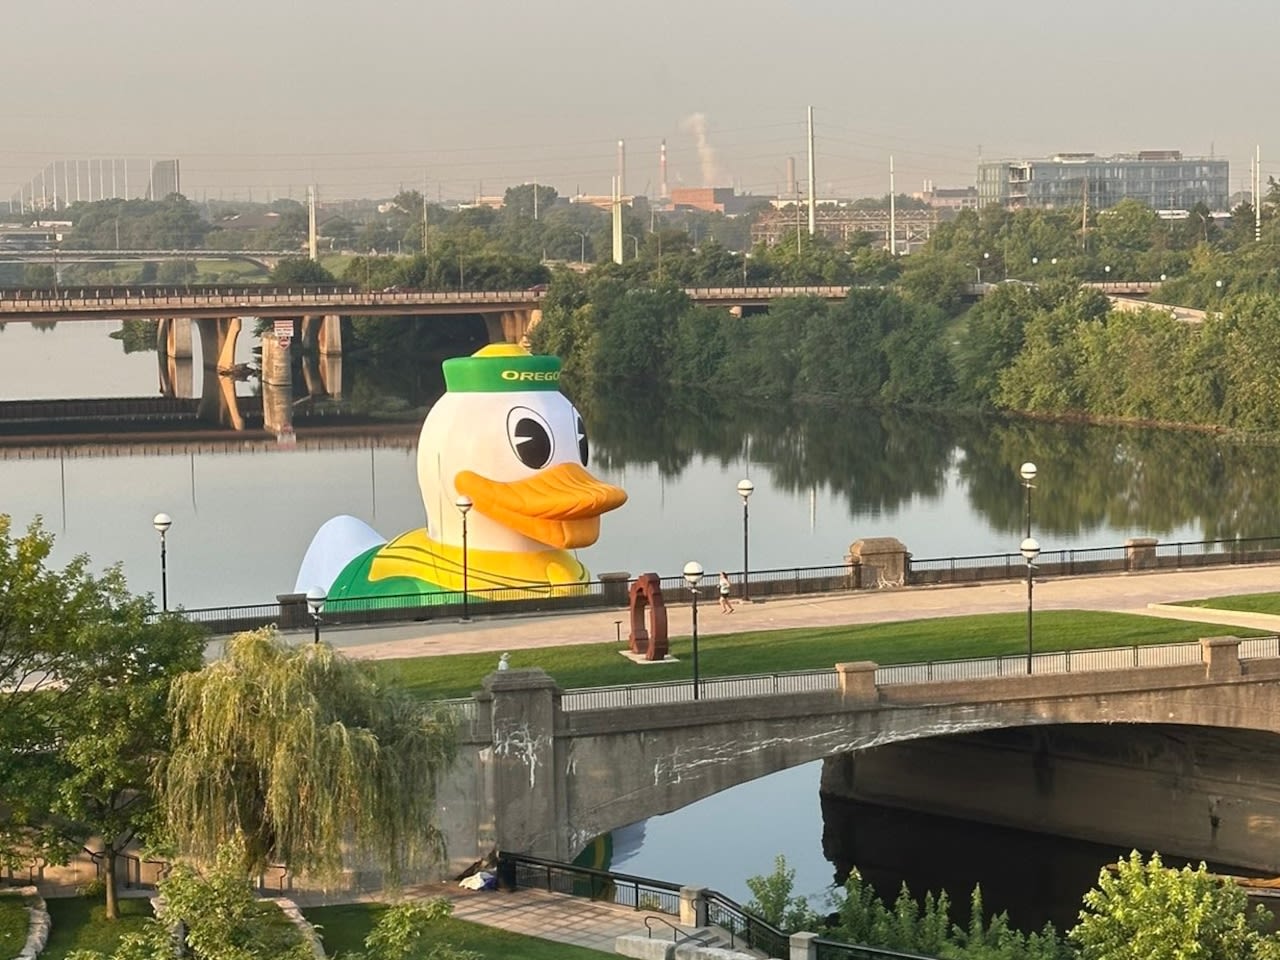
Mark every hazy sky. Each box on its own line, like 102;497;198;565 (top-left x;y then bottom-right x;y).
3;0;1274;204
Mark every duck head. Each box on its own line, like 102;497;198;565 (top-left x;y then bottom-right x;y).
417;345;627;555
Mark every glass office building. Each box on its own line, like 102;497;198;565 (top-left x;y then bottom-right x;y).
977;151;1229;212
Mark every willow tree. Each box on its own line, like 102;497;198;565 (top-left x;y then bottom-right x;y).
156;628;457;884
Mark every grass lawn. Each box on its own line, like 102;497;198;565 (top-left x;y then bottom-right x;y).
1175;592;1280;615
377;610;1260;700
0;894;32;957
42;895;152;960
304;903;611;959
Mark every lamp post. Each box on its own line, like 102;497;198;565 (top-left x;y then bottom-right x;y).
152;512;172;612
306;585;326;644
737;479;754;601
683;561;704;700
456;495;473;622
574;231;588;264
625;234;640;260
1020;537;1040;674
1018;461;1037;540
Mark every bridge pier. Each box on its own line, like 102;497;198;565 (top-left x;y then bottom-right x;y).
300;314;344;356
480;668;569;860
157;317;192;360
194;316;241;373
260;331;293;437
483;308;539;346
156;344;193;400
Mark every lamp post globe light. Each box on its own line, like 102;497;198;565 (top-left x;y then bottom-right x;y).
306;585;326;645
1018;461;1037;540
152;513;172;612
1020;537;1040;674
683;561;704;700
737;479;754;602
456;495;473;622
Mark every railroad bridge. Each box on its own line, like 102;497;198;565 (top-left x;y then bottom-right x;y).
439;636;1280;877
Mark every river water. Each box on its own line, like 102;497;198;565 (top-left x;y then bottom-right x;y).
3;317;1276;933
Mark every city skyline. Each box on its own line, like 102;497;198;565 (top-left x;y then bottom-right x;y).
3;0;1274;204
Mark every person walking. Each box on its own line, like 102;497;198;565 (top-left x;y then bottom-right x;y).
718;571;734;613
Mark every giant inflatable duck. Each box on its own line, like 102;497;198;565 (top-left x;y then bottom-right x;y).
295;345;627;601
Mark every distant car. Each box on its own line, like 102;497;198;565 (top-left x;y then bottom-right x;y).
526;283;549;292
381;285;404;293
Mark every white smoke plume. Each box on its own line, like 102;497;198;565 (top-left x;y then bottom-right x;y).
681;112;722;186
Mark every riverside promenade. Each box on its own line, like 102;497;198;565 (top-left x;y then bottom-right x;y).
284;562;1280;662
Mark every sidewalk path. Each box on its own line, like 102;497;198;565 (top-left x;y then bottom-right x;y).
265;563;1280;662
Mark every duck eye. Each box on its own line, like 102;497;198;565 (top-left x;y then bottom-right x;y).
574;409;589;466
507;407;553;469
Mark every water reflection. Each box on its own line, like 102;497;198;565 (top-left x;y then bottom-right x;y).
4;319;1280;606
606;764;1262;937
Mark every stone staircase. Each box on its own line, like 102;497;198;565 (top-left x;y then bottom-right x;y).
617;920;773;959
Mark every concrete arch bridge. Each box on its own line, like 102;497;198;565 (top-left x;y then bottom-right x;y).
440;635;1280;878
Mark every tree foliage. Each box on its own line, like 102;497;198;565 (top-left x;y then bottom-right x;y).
157;629;458;885
0;515;206;919
1070;851;1280;960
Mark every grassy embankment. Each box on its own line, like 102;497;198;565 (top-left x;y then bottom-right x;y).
1175;593;1280;615
39;895;309;960
0;894;32;957
376;610;1261;701
40;896;152;960
304;903;611;960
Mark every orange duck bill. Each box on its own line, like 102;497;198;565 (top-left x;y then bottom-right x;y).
454;462;628;549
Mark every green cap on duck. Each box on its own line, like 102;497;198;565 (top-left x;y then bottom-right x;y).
442;344;562;393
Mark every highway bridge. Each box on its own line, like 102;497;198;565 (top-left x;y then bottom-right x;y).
0;283;853;321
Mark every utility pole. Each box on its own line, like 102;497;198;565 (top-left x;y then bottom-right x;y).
1081;178;1089;250
533;178;539;220
1256;144;1263;242
806;105;816;236
307;185;318;260
795;184;802;256
611;176;624;265
889;155;896;256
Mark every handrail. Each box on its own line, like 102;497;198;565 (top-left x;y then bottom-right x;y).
643;915;713;945
499;851;938;960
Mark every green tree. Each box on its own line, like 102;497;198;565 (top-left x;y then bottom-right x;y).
0;515;206;919
157;629;458;884
1071;851;1280;960
270;257;336;285
66;837;314;960
744;855;819;932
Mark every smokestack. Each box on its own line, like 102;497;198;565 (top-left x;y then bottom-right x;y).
660;139;668;199
785;157;796;197
617;139;626;198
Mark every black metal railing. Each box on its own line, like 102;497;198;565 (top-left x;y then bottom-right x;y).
815;938;942;960
497;852;939;960
704;889;791;958
498;852;681;915
174;533;1280;635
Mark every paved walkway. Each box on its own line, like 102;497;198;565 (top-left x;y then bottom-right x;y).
275;562;1280;663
